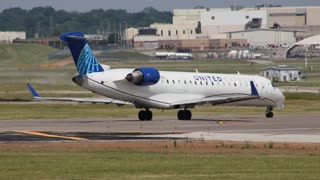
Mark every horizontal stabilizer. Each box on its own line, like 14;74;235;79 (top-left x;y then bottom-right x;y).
26;83;131;105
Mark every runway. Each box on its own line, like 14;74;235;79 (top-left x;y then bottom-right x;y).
0;114;319;143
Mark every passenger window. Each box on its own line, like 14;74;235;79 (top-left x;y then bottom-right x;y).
200;81;202;85
167;80;169;84
184;80;187;84
206;81;208;85
234;83;237;87
195;81;197;85
172;80;175;84
212;82;214;86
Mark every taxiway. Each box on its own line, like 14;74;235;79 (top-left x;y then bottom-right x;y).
0;114;319;143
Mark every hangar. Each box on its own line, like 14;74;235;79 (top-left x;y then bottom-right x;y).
285;35;320;58
226;29;298;47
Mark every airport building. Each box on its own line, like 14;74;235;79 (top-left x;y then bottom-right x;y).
0;31;26;43
201;10;268;37
125;6;320;50
227;29;298;47
262;65;303;82
152;6;320;39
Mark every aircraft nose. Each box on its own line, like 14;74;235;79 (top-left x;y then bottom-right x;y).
276;88;285;109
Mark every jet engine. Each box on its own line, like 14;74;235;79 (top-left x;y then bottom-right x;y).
125;67;160;86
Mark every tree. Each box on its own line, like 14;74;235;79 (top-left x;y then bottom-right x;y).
0;6;173;38
107;33;120;44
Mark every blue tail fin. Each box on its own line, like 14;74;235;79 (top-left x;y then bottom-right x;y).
60;32;104;75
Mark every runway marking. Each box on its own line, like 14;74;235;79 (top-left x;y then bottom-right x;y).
213;127;320;133
14;131;88;141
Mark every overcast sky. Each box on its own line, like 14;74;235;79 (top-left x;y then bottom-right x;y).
1;0;320;12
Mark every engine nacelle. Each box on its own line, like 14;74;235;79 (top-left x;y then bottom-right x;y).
125;67;160;86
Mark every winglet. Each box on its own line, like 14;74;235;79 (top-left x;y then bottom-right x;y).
250;81;259;96
26;83;40;98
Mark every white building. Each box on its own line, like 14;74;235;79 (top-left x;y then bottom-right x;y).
227;29;297;47
262;65;303;82
0;31;26;43
201;10;268;37
150;23;198;40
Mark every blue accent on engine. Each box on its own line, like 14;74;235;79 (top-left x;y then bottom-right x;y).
26;83;40;97
136;67;160;86
60;32;103;75
250;81;259;96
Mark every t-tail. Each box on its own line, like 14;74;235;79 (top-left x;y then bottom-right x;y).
60;32;104;75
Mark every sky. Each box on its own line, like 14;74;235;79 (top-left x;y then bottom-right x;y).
1;0;320;12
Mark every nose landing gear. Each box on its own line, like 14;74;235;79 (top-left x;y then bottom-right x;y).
265;107;274;118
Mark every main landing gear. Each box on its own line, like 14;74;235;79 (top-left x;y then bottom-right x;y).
265;107;274;118
177;109;192;120
138;109;153;121
138;109;193;121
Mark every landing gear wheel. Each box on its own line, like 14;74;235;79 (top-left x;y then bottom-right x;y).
138;110;153;121
266;112;274;118
177;110;185;120
177;110;192;120
185;110;192;120
145;110;153;121
138;110;146;121
265;107;274;118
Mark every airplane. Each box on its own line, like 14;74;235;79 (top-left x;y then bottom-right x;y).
27;31;285;121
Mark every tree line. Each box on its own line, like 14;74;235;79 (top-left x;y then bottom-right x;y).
0;6;172;38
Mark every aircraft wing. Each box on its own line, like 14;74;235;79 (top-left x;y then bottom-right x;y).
169;81;260;107
26;83;131;105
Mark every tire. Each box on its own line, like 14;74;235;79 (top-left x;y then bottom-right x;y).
177;110;185;120
138;110;146;121
145;110;153;121
266;112;274;118
185;110;192;120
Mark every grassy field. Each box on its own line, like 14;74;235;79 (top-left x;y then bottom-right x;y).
1;98;320;120
0;150;319;180
1;44;320;180
0;43;56;65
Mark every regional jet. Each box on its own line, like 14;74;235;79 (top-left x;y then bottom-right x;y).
27;32;285;121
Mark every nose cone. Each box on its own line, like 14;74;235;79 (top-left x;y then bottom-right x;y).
276;88;285;109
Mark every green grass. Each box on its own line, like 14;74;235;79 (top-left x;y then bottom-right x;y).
0;44;56;65
284;92;320;100
0;99;319;120
0;150;319;179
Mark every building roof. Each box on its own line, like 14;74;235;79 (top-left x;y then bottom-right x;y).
226;28;304;34
262;65;303;71
294;35;320;46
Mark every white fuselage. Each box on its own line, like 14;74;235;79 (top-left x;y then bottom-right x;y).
76;68;285;109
